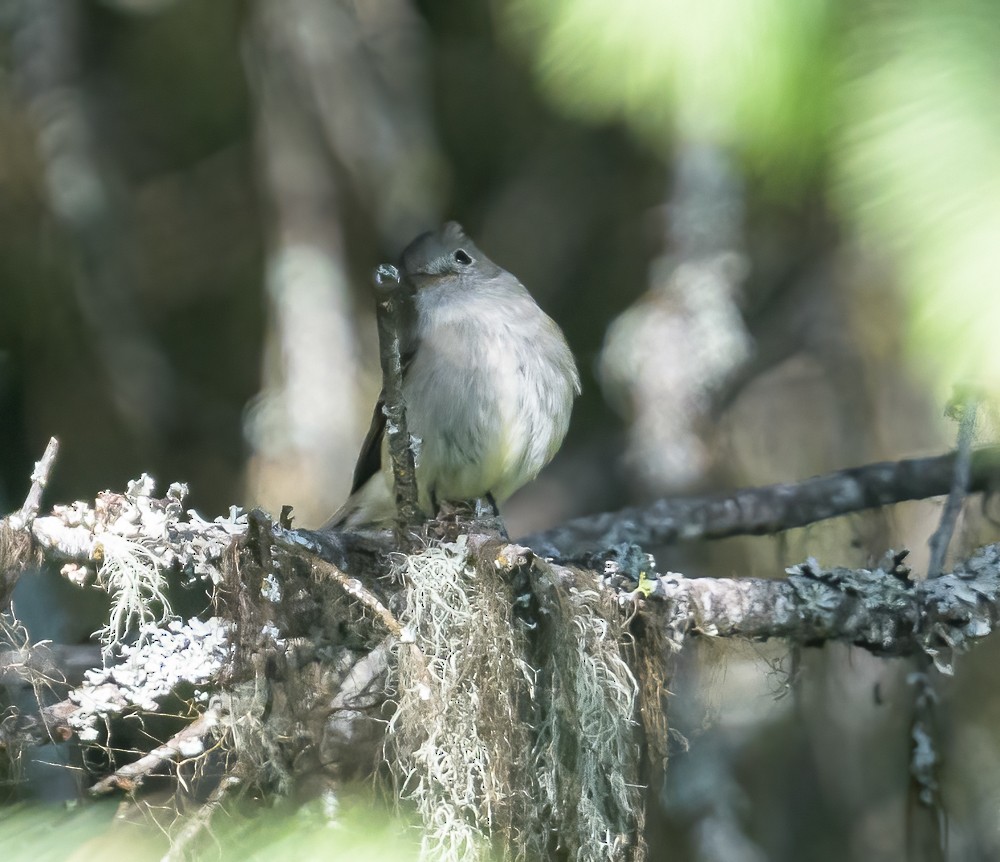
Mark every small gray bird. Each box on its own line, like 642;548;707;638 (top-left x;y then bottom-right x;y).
328;222;580;527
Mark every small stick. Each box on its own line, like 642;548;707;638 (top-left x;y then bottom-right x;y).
927;394;979;577
10;437;60;531
312;555;433;699
161;772;242;862
90;704;223;796
373;263;421;527
909;389;979;861
311;556;402;637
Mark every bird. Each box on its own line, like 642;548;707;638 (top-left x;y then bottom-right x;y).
326;222;580;527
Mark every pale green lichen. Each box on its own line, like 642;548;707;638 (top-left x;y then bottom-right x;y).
94;533;172;652
391;539;644;862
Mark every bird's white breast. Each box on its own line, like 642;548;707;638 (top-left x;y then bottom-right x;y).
405;282;576;506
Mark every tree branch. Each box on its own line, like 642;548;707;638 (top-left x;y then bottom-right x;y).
644;545;1000;671
161;773;243;862
89;702;223;796
30;474;247;583
310;557;402;638
8;437;59;532
928;395;979;576
2;437;60;607
5;442;1000;824
523;446;1000;556
373;263;421;527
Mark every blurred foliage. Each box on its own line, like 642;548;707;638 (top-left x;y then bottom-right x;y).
206;797;420;862
501;0;1000;396
0;797;419;862
835;0;1000;397
1;802;123;862
499;0;833;183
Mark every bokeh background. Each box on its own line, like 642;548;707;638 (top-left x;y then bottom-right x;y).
2;1;1000;859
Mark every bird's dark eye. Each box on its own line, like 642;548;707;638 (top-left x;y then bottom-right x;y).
454;249;473;265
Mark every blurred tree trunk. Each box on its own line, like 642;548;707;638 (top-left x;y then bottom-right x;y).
11;0;177;442
242;0;444;526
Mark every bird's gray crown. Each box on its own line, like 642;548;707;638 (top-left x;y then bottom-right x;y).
400;221;499;282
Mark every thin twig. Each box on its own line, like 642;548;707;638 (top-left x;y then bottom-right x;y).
90;703;223;796
927;397;979;577
160;773;242;862
523;446;1000;555
906;392;979;862
373;263;421;527
310;556;402;637
906;669;946;862
0;643;100;687
9;437;60;531
310;555;435;701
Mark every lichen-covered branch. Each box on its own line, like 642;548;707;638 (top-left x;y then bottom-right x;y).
373;262;421;527
8;437;59;533
2;451;998;741
524;445;1000;555
645;545;1000;672
3;451;1000;755
30;474;248;586
6;436;1000;862
30;618;231;744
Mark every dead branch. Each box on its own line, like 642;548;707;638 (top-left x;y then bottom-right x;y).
29;474;247;585
16;618;231;745
523;445;1000;555
89;701;224;796
3;447;1000;755
373;263;421;527
5;437;1000;862
1;437;59;608
311;557;402;638
928;394;979;576
8;437;59;533
161;773;243;862
643;545;1000;672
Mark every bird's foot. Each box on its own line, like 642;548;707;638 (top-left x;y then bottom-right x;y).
474;495;509;540
430;498;509;540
